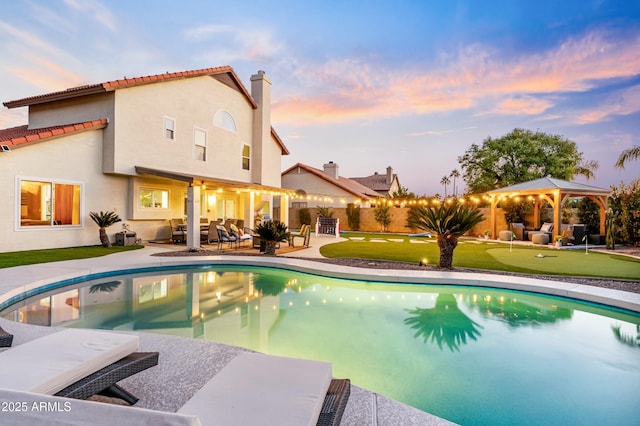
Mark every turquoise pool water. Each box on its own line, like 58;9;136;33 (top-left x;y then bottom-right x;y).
2;265;639;425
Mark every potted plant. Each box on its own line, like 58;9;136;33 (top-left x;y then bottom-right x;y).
554;235;563;248
483;230;491;240
253;221;290;255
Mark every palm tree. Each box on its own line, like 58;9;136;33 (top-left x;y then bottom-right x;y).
450;169;460;197
407;203;484;268
615;145;640;169
440;176;451;198
89;211;122;248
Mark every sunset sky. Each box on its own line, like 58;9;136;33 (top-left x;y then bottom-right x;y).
1;0;639;195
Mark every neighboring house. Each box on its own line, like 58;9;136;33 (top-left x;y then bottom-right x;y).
351;166;401;197
0;66;290;252
281;162;380;208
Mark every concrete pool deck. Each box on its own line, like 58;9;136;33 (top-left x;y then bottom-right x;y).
0;237;638;425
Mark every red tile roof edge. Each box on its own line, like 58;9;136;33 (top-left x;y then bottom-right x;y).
0;119;108;148
3;66;251;108
271;127;290;155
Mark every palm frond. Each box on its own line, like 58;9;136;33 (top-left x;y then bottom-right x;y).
89;211;122;228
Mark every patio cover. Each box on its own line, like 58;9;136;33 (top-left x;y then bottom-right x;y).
484;177;611;239
136;166;292;250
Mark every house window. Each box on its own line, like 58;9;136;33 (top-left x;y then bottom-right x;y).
164;117;175;140
242;144;250;170
194;127;207;161
19;179;81;227
139;188;169;209
213;110;237;132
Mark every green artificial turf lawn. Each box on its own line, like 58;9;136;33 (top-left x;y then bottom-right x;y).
320;233;640;280
0;245;143;269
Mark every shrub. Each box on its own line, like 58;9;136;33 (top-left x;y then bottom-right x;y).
346;203;360;230
577;198;600;234
609;179;640;246
317;206;333;218
298;208;311;225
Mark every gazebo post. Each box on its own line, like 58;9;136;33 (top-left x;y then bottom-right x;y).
490;195;498;239
552;190;562;240
533;198;541;229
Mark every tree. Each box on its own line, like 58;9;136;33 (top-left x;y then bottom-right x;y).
407;203;484;269
458;128;599;193
390;185;416;199
615;145;640;169
89;211;122;248
450;169;461;197
373;203;392;232
440;176;451;198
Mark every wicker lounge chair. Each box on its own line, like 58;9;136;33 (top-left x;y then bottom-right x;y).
0;329;158;405
0;325;13;347
178;352;350;426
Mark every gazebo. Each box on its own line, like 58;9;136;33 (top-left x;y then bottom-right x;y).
485;177;611;240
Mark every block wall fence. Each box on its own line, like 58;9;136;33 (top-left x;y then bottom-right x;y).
288;207;515;237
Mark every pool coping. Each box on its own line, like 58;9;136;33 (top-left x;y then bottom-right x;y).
1;247;639;313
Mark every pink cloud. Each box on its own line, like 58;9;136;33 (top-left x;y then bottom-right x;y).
274;29;640;125
576;84;640;124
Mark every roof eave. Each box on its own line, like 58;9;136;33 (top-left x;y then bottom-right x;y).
3;85;106;109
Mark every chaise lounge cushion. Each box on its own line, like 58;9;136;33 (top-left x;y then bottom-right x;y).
178;352;333;426
0;388;201;426
0;329;139;395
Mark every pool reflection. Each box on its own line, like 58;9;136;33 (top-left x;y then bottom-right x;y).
404;294;483;352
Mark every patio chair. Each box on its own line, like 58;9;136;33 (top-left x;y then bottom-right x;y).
177;352;350;426
170;218;185;244
0;325;13;347
0;328;159;405
217;225;238;249
229;223;252;247
201;220;221;247
289;224;311;247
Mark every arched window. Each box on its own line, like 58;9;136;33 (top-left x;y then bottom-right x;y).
213;110;237;133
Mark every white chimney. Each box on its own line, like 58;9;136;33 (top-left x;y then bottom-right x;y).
323;161;339;179
250;70;271;185
386;166;393;185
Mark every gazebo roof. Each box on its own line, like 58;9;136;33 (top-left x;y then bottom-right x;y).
486;177;610;196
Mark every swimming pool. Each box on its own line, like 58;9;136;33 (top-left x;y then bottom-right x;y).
2;265;639;425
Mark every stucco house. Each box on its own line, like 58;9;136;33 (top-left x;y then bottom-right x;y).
351;167;401;197
281;162;380;208
0;66;290;252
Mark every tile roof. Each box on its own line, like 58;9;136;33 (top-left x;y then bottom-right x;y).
3;66;256;108
0;119;109;148
282;163;380;200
